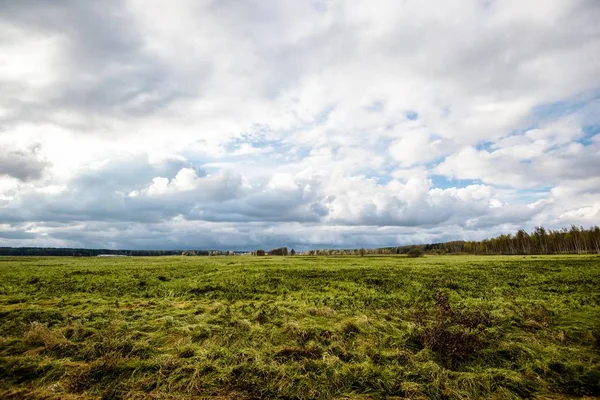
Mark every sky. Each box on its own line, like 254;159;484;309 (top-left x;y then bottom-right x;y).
1;0;599;250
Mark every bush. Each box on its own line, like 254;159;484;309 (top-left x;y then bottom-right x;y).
410;291;495;368
407;248;424;258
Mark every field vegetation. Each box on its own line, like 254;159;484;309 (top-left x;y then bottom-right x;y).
0;255;599;399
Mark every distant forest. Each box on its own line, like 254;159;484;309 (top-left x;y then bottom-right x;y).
302;225;600;256
0;248;238;257
1;225;599;257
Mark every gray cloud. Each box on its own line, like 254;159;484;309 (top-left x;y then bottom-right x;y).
0;147;48;181
0;0;191;131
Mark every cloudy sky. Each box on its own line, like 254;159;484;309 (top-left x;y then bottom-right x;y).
1;0;599;250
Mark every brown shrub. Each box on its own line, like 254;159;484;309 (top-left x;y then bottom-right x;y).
411;291;495;369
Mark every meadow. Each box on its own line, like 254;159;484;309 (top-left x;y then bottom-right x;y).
0;255;599;399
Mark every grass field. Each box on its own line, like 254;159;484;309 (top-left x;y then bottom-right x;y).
0;255;599;399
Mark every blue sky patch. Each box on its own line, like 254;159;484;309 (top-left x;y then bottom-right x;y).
579;125;599;146
430;175;480;189
405;111;418;120
531;88;600;120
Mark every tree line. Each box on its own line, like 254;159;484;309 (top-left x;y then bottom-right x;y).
0;248;241;257
252;247;296;256
459;225;600;255
0;247;182;257
298;225;600;256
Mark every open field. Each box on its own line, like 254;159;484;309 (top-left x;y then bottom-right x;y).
0;255;599;399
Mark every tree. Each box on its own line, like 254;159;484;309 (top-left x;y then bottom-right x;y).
256;249;265;256
290;248;296;256
268;247;288;256
407;248;424;258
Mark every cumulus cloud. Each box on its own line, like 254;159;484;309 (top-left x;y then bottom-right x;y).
1;0;599;249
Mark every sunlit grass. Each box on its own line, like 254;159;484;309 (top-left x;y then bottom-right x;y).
0;255;599;399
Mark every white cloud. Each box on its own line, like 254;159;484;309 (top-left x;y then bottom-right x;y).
1;0;599;249
0;24;63;89
389;131;444;167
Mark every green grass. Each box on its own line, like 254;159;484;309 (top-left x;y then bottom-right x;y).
0;255;599;399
